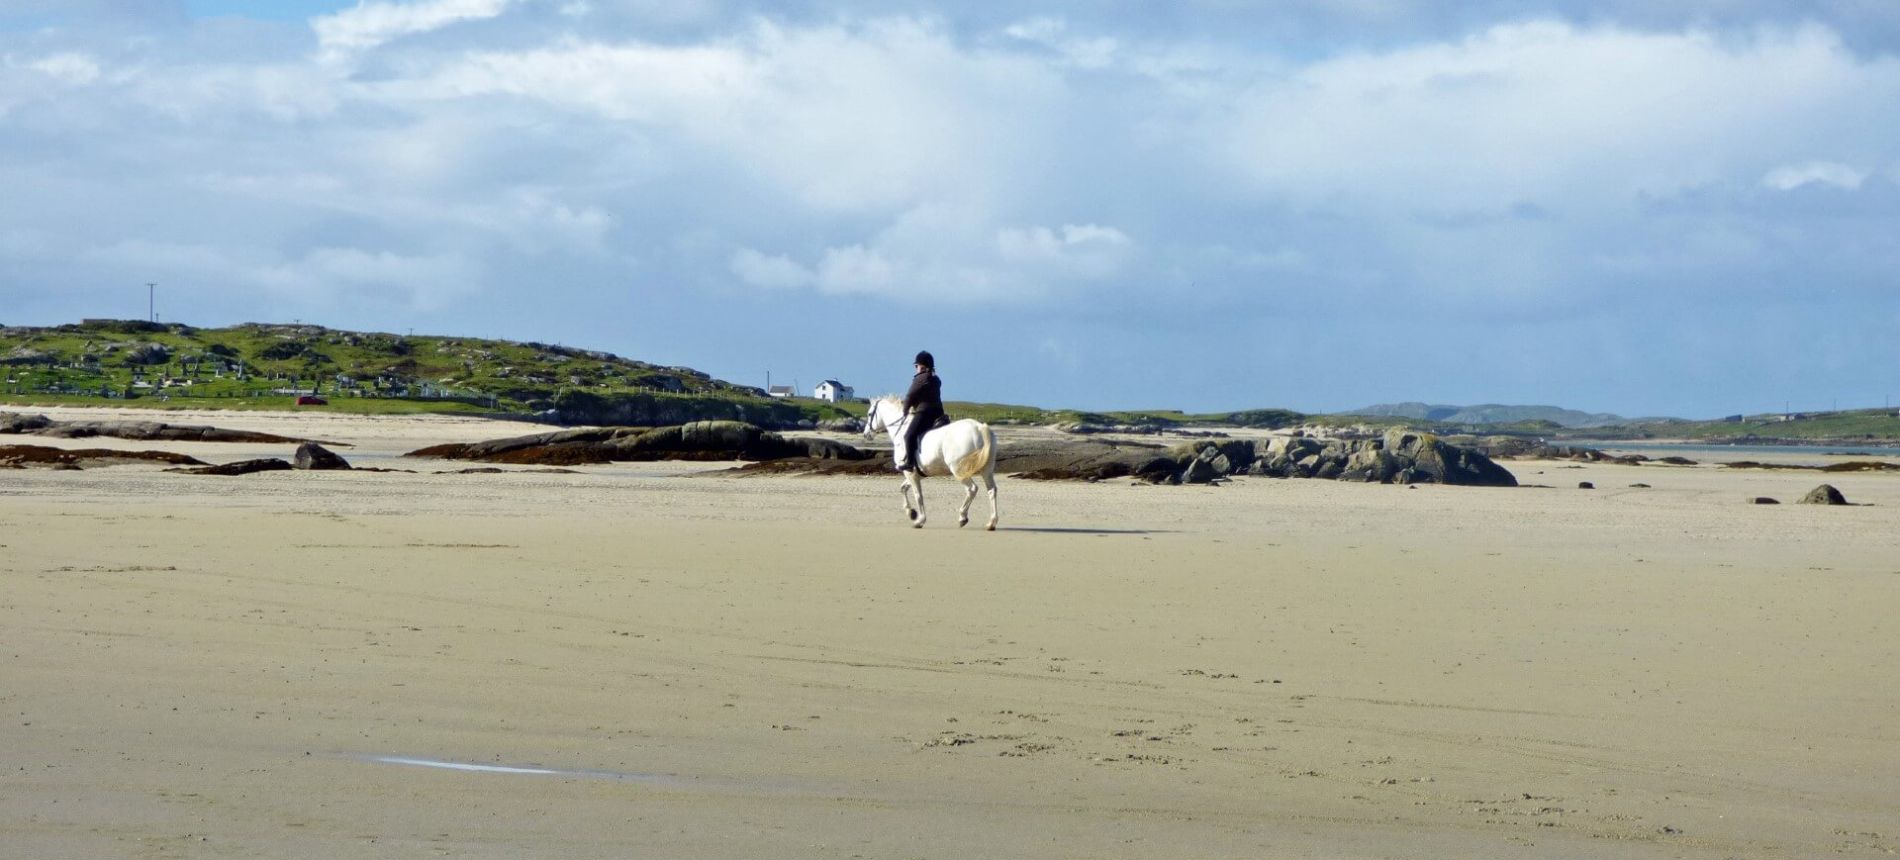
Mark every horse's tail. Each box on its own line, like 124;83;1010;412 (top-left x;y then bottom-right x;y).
952;422;994;481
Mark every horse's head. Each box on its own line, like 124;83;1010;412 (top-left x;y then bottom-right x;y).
862;398;888;439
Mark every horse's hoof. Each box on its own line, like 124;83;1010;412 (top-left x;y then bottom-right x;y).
912;517;926;528
985;522;996;531
957;517;968;528
907;509;918;522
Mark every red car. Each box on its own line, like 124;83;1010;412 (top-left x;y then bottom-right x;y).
296;395;328;406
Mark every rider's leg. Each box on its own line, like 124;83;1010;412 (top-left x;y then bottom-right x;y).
902;420;929;474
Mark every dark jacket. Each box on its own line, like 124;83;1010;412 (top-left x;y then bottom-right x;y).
903;370;943;422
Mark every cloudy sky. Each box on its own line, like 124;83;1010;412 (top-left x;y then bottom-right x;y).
3;0;1896;417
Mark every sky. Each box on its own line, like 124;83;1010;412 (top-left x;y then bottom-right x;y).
3;1;1897;418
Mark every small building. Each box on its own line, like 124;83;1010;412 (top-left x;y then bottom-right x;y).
767;385;797;398
814;379;855;403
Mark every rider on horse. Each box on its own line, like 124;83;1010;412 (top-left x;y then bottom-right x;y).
902;350;944;474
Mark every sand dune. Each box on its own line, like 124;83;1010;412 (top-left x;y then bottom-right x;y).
3;410;1897;858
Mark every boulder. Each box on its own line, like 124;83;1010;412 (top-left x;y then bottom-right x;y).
125;342;172;365
1383;428;1518;487
1133;456;1182;484
1340;443;1398;483
1798;484;1848;505
2;347;54;365
1750;497;1780;505
293;442;352;470
1181;457;1221;484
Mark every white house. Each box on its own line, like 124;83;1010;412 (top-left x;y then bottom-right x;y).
814;379;855;402
767;384;797;398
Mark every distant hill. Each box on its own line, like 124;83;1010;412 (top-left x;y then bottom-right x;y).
1341;402;1634;429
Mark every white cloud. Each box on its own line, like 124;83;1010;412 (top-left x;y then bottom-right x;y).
257;247;480;310
383;19;1063;213
74;239;479;312
1218;22;1889;208
502;190;614;252
312;0;515;60
26;52;101;85
731;210;1133;304
815;244;898;295
730;248;814;289
995;223;1133;279
1761;160;1867;191
1003;16;1119;69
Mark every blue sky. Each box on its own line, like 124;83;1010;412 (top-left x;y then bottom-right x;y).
3;1;1897;417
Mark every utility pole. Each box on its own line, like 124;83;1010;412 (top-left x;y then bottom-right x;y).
147;283;156;322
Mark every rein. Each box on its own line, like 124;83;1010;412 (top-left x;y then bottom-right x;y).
871;400;913;435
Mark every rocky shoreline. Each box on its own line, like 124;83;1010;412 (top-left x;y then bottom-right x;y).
1;411;320;445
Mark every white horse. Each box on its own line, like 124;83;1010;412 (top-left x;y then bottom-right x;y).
863;396;999;530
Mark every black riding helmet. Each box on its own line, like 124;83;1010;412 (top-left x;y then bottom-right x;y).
914;350;934;370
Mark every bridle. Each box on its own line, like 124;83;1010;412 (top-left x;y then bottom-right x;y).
865;398;911;437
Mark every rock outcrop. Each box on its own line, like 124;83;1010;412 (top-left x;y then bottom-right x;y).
1017;428;1517;487
0;413;54;433
406;420;871;466
179;458;294;476
546;390;809;428
0;444;205;468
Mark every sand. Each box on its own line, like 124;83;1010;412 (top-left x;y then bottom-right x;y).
3;409;1898;858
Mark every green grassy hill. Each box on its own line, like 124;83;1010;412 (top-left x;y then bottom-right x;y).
0;319;857;425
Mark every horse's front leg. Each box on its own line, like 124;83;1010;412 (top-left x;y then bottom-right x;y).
909;472;927;528
899;475;917;521
957;478;978;528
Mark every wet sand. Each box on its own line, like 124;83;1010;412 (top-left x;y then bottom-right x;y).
3;410;1898;858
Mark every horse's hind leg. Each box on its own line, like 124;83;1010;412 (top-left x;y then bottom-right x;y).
957;478;978;528
983;468;999;531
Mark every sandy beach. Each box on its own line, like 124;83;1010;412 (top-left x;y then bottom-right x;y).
4;409;1898;858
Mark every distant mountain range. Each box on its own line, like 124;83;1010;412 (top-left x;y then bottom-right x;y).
1339;402;1638;429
